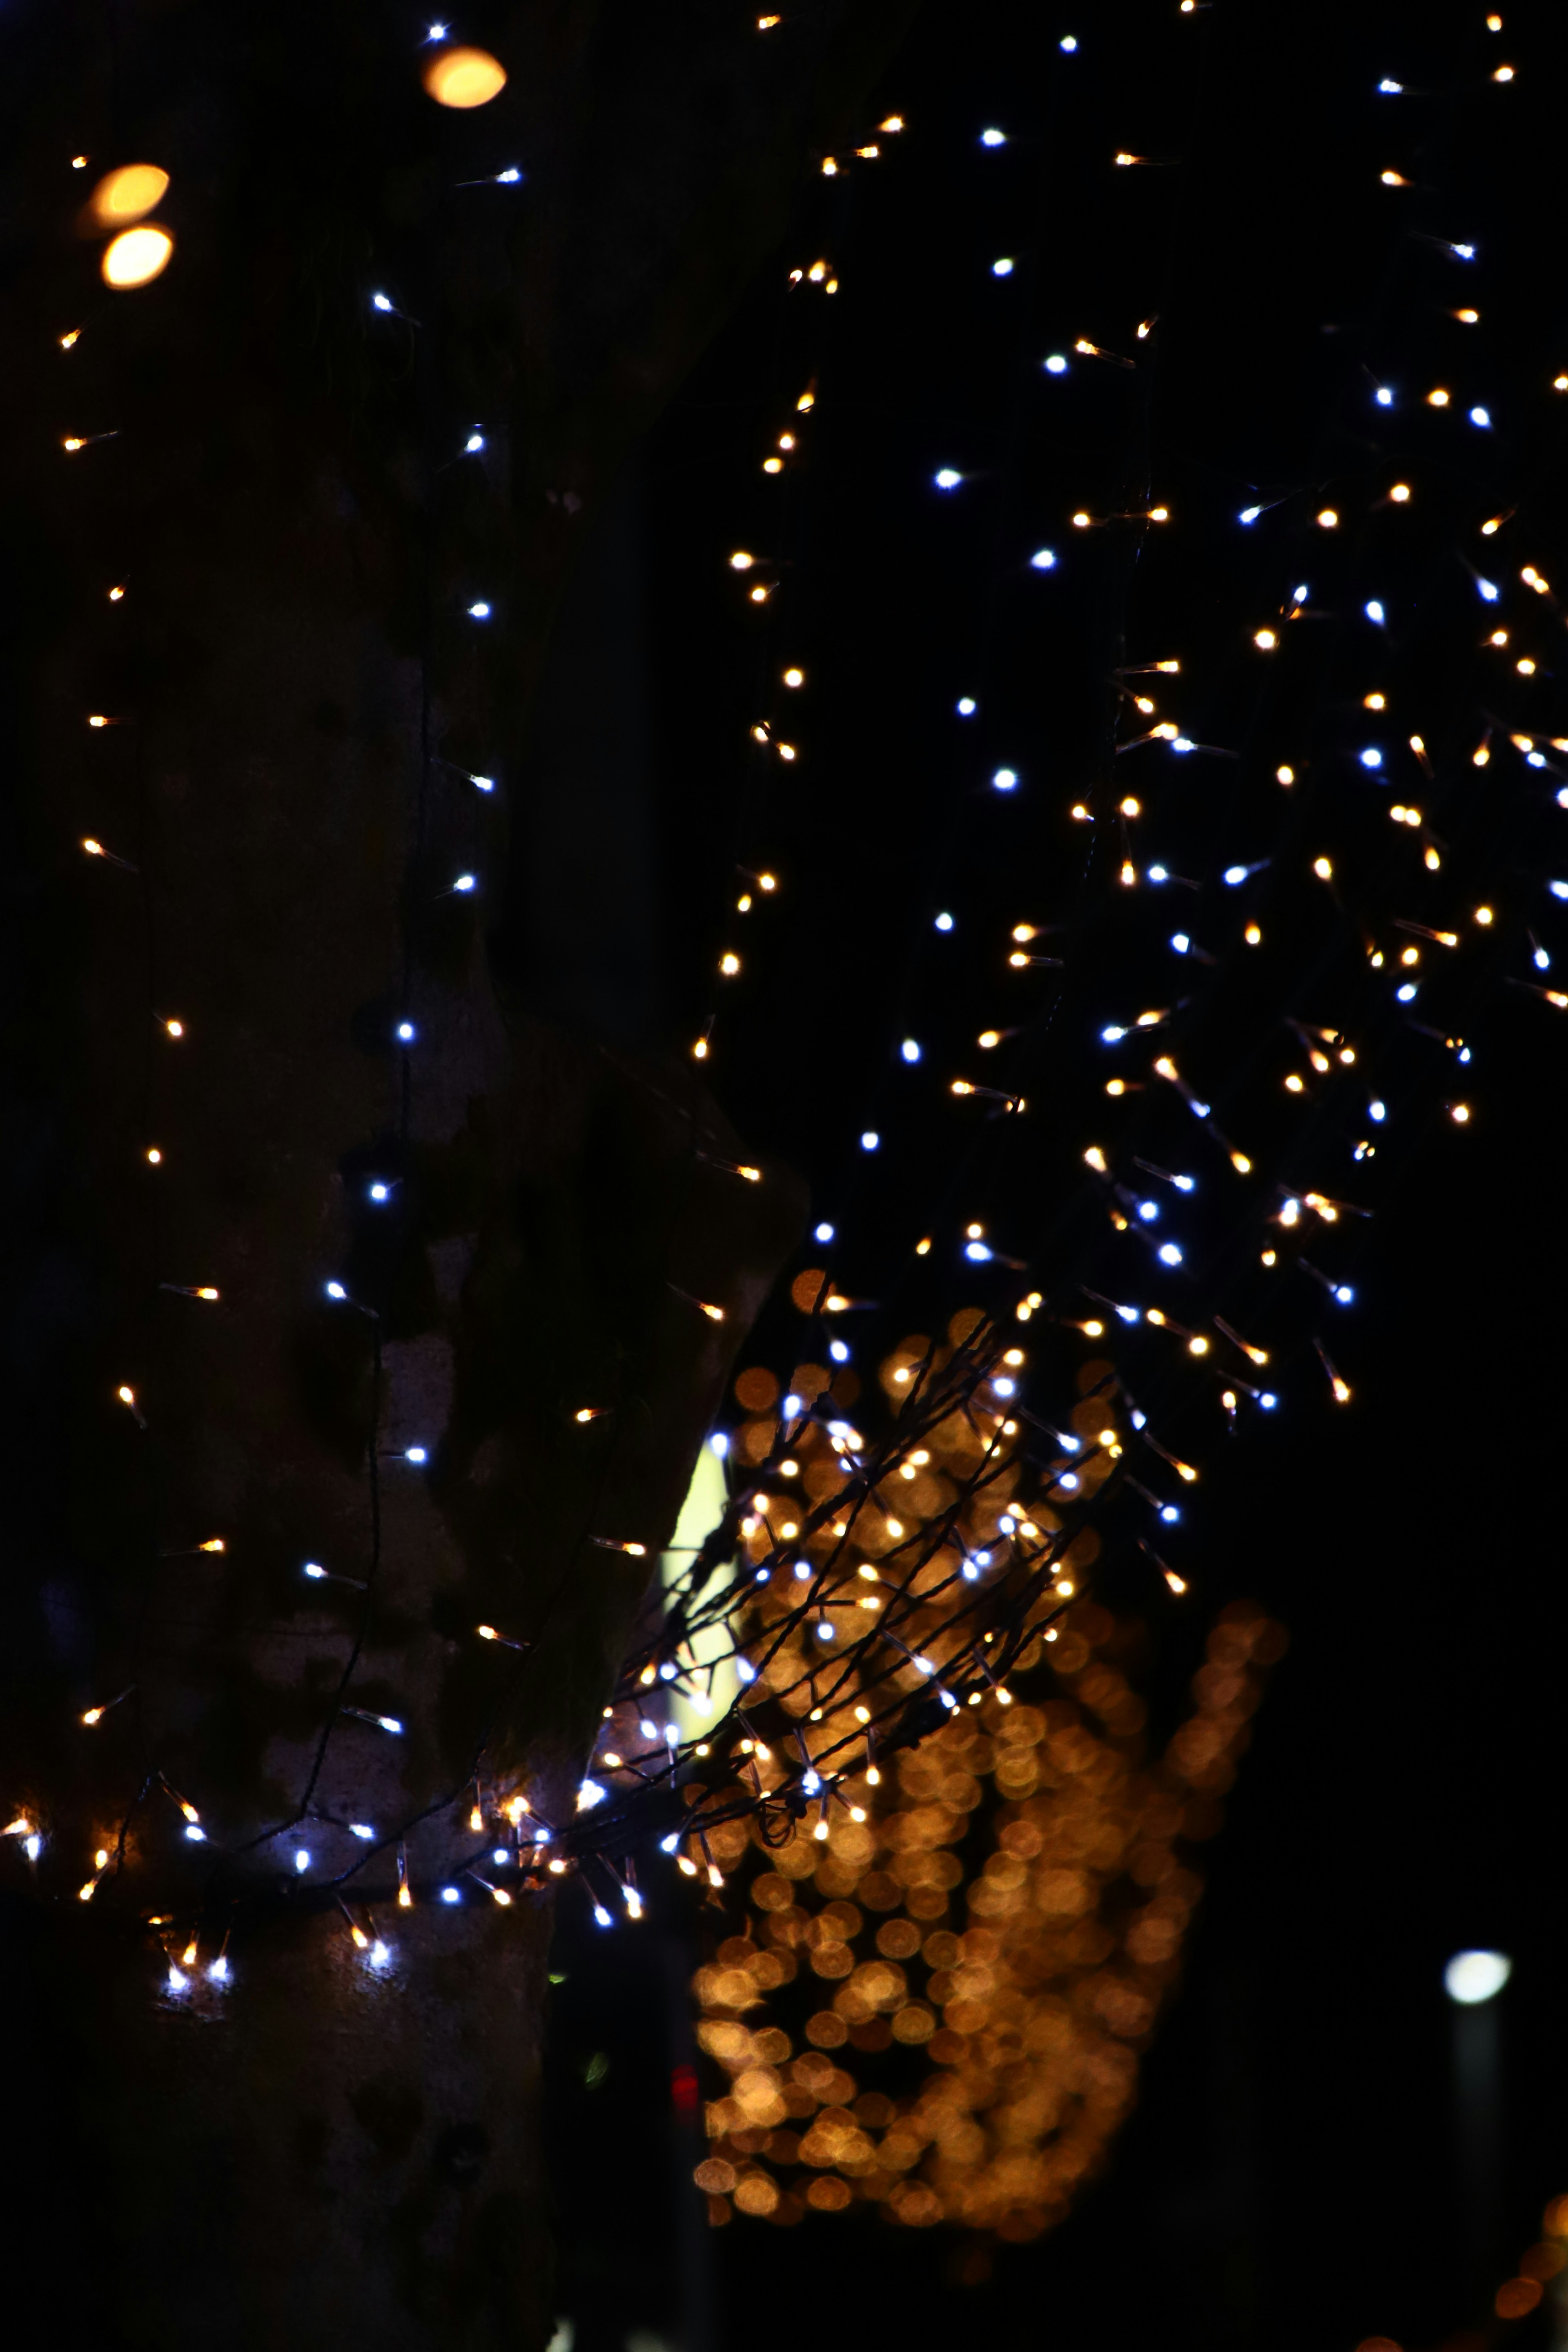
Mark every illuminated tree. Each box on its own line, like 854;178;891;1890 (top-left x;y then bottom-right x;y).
0;8;914;2344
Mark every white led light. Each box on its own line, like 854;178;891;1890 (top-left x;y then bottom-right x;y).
467;600;492;619
934;468;962;490
980;127;1007;146
1444;1949;1510;2005
901;1038;921;1062
1043;354;1068;375
1029;547;1056;570
993;767;1018;790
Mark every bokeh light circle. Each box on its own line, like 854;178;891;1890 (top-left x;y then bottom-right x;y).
421;47;507;108
102;226;174;289
88;164;169;229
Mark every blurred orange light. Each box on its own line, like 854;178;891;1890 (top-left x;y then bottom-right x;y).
423;47;507;107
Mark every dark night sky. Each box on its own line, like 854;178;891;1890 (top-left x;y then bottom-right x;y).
538;4;1568;2348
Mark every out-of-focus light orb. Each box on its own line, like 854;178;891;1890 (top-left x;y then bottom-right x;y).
1444;1949;1511;2005
102;226;174;288
89;164;169;229
423;46;508;107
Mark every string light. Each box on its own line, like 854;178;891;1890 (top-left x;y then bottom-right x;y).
10;1;1559;2156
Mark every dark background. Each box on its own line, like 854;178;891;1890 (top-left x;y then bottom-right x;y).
527;2;1567;2347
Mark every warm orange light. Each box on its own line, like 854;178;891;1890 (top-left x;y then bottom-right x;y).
422;46;507;107
88;164;168;228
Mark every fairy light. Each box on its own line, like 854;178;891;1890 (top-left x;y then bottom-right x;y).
4;0;1557;2067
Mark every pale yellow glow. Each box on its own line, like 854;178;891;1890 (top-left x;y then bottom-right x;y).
102;226;173;288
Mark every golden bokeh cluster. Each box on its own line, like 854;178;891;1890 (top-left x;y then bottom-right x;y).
84;163;174;287
686;1328;1284;2236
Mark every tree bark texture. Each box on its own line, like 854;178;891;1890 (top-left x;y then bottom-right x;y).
0;3;917;2343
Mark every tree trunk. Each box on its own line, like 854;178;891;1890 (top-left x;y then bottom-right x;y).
0;2;916;2341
